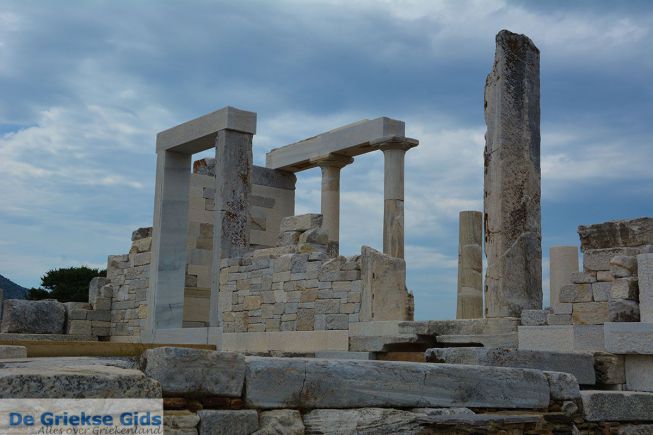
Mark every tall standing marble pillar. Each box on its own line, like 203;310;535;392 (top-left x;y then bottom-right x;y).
209;129;253;327
312;154;354;252
484;30;542;318
373;137;418;259
456;211;483;319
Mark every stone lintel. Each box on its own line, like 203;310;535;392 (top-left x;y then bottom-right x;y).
265;117;405;172
156;106;257;154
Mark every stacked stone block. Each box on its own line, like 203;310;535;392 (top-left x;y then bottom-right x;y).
65;276;113;337
107;227;152;338
219;214;361;333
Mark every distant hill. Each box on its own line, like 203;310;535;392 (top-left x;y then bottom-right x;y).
0;274;28;299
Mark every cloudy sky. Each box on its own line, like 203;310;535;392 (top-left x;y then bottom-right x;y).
0;0;652;320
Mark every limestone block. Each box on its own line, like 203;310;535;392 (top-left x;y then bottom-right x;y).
578;218;653;251
0;365;161;398
521;309;548;326
553;303;572;315
88;277;109;306
299;227;329;245
279;214;322;233
638;253;653;322
595;352;626;385
611;255;638;278
518;325;605;353
278;231;300;246
550;246;579;312
0;345;26;359
605;322;653;354
302;408;426;434
435;333;518;348
559;284;592;303
245;357;550;409
572;302;608;325
581;390;653;421
625;355;653;393
325;314;348;330
1;299;65;334
592;282;611;302
611;277;639;300
402;318;520;337
583;247;640;272
609;299;640;322
544;371;581;401
165;410;200;431
360;246;412;322
483;30;542;318
547;314;572;325
132;226;153;241
571;271;596;284
597;271;614;282
197;410;258;435
142;347;245;397
67;320;92;335
256;409;304;435
424;347;595;384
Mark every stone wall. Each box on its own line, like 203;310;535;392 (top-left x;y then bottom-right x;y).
183;159;296;327
218;214;362;333
107;227;152;339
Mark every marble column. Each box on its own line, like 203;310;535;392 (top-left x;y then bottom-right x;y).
484;30;542;318
374;137;418;259
456;211;483;319
549;246;578;313
209;129;253;327
312;154;354;248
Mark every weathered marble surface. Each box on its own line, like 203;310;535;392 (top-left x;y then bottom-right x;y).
484;30;542;318
256;409;304;435
142;347;245;397
425;347;595;384
1;299;65;334
581;390;653;422
245;357;550;409
0;365;161;398
578;218;653;251
197;410;258;435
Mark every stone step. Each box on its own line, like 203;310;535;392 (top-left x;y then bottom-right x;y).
245;357;551;409
0;365;161;398
425;347;596;384
518;325;605;352
0;356;137;369
400;318;519;337
142;347;245;397
604;322;653;354
0;333;98;342
435;333;518;348
581;390;653;422
349;335;435;352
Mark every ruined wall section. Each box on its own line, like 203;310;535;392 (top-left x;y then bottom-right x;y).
107;227;152;339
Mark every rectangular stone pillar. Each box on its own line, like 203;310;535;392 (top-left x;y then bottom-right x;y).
550;246;578;312
209;129;253;327
484;30;542;318
456;211;483;319
150;150;192;329
637;253;653;322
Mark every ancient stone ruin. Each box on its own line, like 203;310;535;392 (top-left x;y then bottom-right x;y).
0;29;652;434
